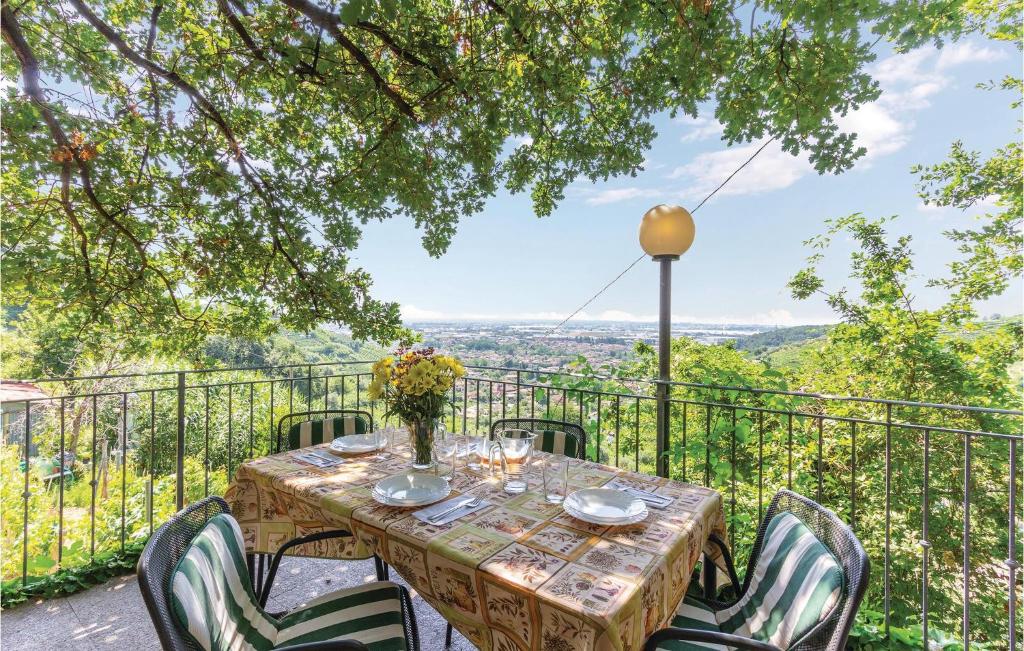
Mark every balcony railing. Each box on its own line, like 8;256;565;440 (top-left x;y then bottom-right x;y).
1;361;1020;647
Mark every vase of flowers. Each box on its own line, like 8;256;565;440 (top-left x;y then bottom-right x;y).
368;348;465;469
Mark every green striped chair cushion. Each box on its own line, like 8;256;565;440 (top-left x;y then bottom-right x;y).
656;597;722;651
287;415;369;450
660;511;844;650
171;513;408;651
275;582;408;649
532;429;581;458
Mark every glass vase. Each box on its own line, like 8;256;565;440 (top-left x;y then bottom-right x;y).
408;418;435;470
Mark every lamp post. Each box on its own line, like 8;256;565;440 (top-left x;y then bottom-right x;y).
639;205;695;478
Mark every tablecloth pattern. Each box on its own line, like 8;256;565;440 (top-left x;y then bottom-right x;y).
224;431;727;651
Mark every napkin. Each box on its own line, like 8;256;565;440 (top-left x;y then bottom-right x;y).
295;450;346;468
413;495;490;526
606;480;672;509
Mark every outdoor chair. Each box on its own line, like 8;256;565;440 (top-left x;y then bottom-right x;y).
275;409;374;454
266;409;388;587
138;496;419;651
490;417;587;459
644;489;869;651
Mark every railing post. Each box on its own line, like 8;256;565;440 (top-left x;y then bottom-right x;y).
176;371;186;511
515;370;521;418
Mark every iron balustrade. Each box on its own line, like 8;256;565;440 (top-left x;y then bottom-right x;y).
1;360;1020;649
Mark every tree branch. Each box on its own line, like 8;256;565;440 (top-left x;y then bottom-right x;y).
278;0;419;121
65;0;324;316
215;0;268;62
1;2;93;291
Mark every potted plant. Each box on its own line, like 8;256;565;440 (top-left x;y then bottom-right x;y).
368;348;465;469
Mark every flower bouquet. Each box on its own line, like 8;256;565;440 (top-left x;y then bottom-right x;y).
368;348;466;469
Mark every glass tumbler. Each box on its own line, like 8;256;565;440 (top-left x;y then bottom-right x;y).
541;454;570;504
461;432;488;471
434;436;458;482
489;429;538;494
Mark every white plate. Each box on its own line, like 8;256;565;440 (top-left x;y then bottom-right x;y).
330;434;385;454
372;473;450;507
563;488;648;525
564;501;649;526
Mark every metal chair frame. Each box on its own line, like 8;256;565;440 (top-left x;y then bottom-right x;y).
488;417;587;460
643;489;870;651
138;497;418;651
275;409;375;454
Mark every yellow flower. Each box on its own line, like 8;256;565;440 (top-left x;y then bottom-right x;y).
372;357;394;383
399;362;432;396
367;377;385;401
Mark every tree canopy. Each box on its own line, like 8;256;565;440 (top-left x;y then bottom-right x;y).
2;0;968;350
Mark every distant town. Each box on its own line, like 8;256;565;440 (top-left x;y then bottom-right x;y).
410;320;772;369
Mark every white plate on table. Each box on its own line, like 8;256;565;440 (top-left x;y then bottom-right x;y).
330;434;385;454
563;488;648;525
372;473;450;507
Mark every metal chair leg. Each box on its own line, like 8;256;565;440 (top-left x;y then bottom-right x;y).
445;622;453;647
374;555;390;581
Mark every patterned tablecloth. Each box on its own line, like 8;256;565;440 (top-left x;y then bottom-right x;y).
225;430;727;651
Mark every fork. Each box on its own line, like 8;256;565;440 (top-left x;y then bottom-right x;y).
428;497;482;523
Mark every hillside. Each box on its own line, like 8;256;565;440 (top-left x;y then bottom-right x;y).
203;328;385;369
729;324;832;356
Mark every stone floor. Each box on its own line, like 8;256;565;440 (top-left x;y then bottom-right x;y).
1;557;474;650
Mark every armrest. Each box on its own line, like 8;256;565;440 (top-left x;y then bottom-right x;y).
259;529;354;607
706;534;742;598
644;628;782;651
274;640;369;650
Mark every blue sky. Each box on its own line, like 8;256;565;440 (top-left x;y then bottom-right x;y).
353;38;1021;326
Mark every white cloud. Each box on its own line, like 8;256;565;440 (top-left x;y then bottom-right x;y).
936;42;1007;69
677;115;725;143
584;187;663;205
872;47;934;86
667;139;809;198
666;42;1005;200
512;135;534;147
836;102;910;162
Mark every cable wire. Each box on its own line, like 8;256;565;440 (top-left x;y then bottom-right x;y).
545;136;779;334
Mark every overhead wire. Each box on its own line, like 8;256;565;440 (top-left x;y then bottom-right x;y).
544;135;779;334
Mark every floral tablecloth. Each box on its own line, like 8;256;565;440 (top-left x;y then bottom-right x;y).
225;431;727;651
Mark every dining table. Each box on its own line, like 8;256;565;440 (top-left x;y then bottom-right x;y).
224;429;728;651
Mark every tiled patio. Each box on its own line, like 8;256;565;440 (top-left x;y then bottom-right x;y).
1;557;473;650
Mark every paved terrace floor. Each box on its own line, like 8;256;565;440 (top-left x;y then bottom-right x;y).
1;556;474;650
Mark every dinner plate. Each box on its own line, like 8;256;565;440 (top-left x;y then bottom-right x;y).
562;501;649;526
372;473;450;507
563;488;648;525
330;434;385;454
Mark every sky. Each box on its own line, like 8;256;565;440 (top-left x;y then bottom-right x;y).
352;37;1022;327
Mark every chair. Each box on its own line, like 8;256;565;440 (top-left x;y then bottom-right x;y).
267;409;388;586
275;409;374;454
138;497;419;651
644;490;869;651
490;417;587;460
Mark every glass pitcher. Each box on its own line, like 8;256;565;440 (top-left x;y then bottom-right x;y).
488;429;537;494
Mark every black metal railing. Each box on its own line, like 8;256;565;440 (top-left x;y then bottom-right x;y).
1;361;1019;648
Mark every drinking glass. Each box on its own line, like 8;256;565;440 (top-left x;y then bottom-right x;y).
489;429;537;494
435;436;458;482
541;454;570;504
461;431;488;471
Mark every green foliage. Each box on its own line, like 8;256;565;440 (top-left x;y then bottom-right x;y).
1;0;969;350
727;324;832;359
1;541;145;608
